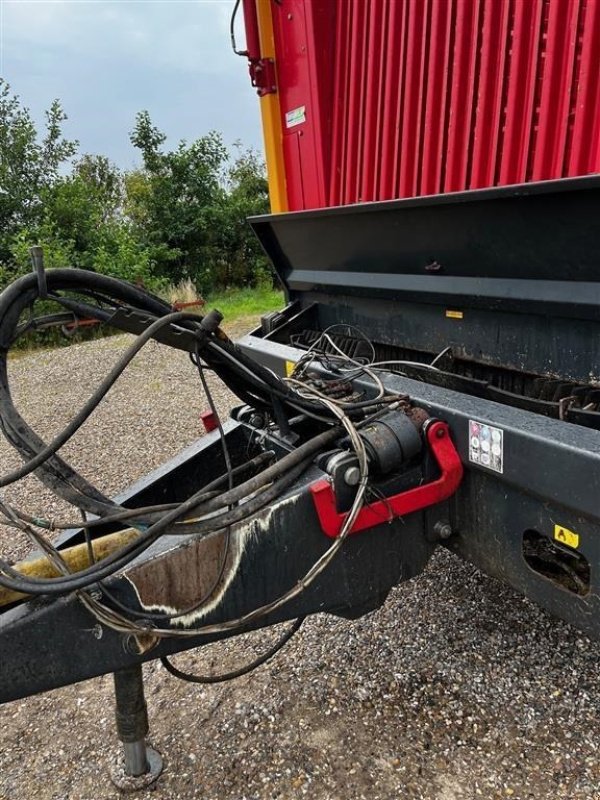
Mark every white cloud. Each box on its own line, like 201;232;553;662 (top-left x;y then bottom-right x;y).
3;0;238;74
0;0;263;166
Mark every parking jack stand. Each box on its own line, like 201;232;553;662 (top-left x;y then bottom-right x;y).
110;664;163;791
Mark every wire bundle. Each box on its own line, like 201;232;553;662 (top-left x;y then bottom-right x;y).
0;269;408;649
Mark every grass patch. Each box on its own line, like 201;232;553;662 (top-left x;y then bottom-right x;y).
203;285;284;322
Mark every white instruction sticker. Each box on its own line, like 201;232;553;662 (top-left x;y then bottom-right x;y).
468;420;504;473
285;105;306;128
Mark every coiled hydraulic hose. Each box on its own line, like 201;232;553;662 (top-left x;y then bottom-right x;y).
0;267;390;616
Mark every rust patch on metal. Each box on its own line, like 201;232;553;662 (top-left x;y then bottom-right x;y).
122;493;302;627
125;529;235;619
406;405;430;430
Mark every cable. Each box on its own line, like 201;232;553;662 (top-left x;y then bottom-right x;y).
430;345;453;367
0;269;406;645
10;453;274;532
94;349;237;622
0;310;202;488
160;617;304;684
0;270;173;517
0;270;374;526
229;0;246;56
67;388;370;640
0;427;340;596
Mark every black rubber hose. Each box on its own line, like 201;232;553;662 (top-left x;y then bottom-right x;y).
0;271;287;519
0;454;312;596
174;454;313;535
0;310;205;488
0;270;358;508
160;617;304;684
0;427;339;594
0;268;361;583
14;312;76;339
2;269;373;423
0;269;169;346
153;424;339;523
0;409;117;516
12;451;276;531
0;271;172;514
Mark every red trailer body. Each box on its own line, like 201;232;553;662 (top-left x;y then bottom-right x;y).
244;0;600;212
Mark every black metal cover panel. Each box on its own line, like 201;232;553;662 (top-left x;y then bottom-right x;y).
250;176;600;318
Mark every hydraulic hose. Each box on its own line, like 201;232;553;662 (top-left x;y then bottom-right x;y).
0;311;205;488
0;427;339;596
0;267;387;611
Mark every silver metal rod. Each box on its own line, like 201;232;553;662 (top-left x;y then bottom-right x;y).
122;739;149;777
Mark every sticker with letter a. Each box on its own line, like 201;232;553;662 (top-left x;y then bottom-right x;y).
468;420;504;473
554;524;580;549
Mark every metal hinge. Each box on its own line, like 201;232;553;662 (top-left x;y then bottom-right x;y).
248;58;277;96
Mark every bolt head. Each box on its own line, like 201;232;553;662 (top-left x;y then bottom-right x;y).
434;521;453;539
344;466;360;486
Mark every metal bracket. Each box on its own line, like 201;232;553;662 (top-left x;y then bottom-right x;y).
249;58;277;96
310;420;464;538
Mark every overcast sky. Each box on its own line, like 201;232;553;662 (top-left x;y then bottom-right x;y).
0;0;263;168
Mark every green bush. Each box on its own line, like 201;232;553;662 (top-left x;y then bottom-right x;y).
0;82;276;351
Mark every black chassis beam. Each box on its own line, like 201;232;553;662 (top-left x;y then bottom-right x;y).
0;421;436;704
238;332;600;639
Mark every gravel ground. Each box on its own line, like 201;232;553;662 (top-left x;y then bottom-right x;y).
1;324;599;800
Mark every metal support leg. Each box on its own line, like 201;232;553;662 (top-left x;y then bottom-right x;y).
110;664;163;791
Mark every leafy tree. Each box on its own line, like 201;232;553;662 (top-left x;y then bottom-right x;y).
7;152;153;289
0;97;271;302
212;145;271;287
129;111;229;287
43;155;123;264
0;80;78;266
74;154;123;221
128;112;270;292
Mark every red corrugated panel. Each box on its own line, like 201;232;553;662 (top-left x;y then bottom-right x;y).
469;0;510;188
397;0;430;197
370;0;392;201
269;0;600;211
497;0;543;185
531;0;581;180
328;2;348;206
444;0;481;193
420;0;454;196
343;2;366;205
361;0;385;202
380;0;408;201
566;0;600;175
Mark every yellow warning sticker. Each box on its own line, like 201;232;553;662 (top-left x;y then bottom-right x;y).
554;524;580;549
446;310;464;320
284;360;296;377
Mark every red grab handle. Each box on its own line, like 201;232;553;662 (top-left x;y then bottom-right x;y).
310;420;464;538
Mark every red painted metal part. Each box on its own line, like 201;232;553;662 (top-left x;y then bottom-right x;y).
171;299;205;311
62;318;100;335
310;421;464;539
264;0;600;211
241;0;261;59
241;0;277;97
200;411;218;433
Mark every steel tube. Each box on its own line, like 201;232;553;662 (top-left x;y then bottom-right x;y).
122;740;149;777
113;665;150;776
